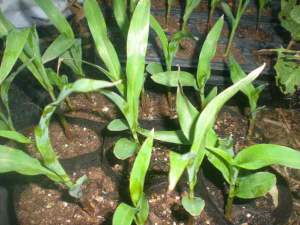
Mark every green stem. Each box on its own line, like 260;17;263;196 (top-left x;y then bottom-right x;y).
200;86;206;110
225;168;239;221
224;22;238;57
224;0;244;57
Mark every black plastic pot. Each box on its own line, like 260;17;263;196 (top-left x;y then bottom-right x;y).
198;167;293;225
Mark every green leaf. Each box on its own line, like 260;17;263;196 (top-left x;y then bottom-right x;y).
202;87;218;108
197;16;224;90
61;39;84;77
69;175;88;198
33;0;74;38
291;5;300;23
182;195;205;216
206;149;231;184
228;56;263;113
176;85;199;140
0;130;32;144
135;194;149;225
35;79;118;188
275;52;300;95
137;127;189;145
187;64;265;189
126;0;150;132
1;58;34;130
0;28;30;85
168;31;193;67
114;138;138;160
0;10;13;37
113;0;129;34
151;71;197;88
236;172;276;199
234;144;300;170
183;0;202;29
221;2;235;26
0;145;62;183
101;90;128;118
42;35;75;64
146;62;164;75
107;119;129;131
130;0;139;12
279;1;300;41
20;28;54;95
84;0;124;93
169;151;193;190
113;203;137;225
130;130;153;206
150;15;169;64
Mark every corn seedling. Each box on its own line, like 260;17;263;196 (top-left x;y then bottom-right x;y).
167;64;265;216
85;0;150;158
34;78;119;198
33;0;84;77
147;15;193;109
206;141;300;220
221;0;250;57
182;0;202;32
149;16;224;110
228;56;266;136
112;131;154;225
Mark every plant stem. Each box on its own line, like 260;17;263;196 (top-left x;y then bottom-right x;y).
225;168;239;221
248;117;255;137
224;0;245;57
200;86;206;110
224;22;238;57
58;114;72;140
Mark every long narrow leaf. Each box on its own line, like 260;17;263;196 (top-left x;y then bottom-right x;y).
130;130;153;206
33;0;74;38
197;16;224;90
0;130;31;144
0;28;30;85
126;0;150;131
187;64;265;187
176;85;199;140
42;35;75;64
150;15;169;63
84;0;124;93
35;79;118;185
0;145;62;182
113;0;129;34
234;144;300;170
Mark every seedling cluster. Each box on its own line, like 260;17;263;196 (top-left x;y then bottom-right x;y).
0;0;299;224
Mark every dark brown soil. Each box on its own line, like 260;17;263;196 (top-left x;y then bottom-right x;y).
203;173;276;225
15;167;119;225
14;115;119;225
146;179;216;225
63;92;120;122
24;121;102;159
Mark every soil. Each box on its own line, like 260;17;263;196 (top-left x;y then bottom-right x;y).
202;169;277;225
14;114;120;225
14;167;119;225
63;92;120;123
146;178;215;225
